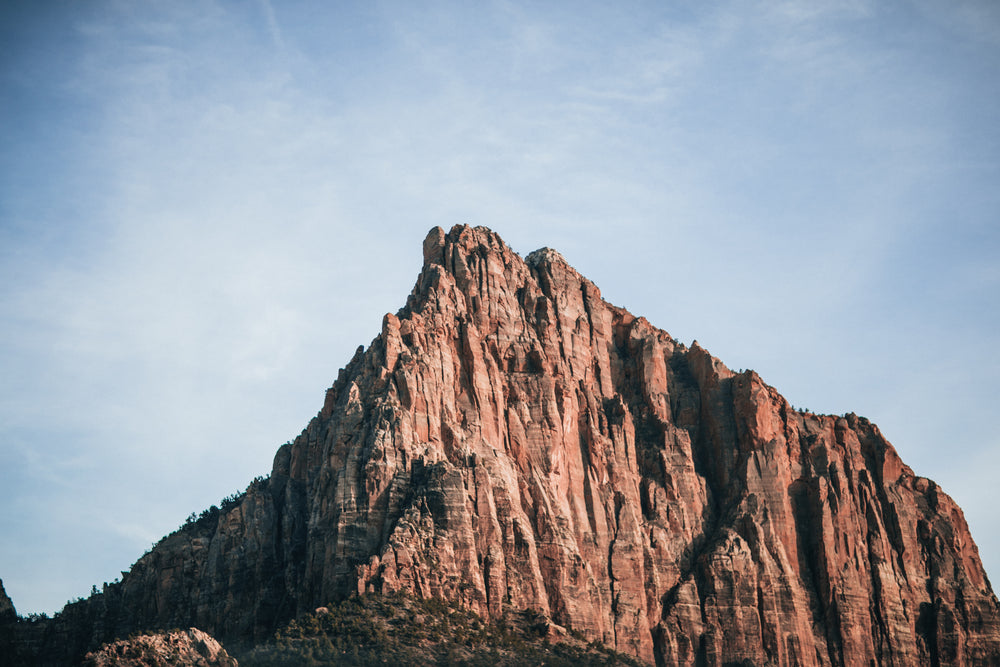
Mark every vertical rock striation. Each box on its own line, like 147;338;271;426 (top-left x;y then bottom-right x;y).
8;225;1000;665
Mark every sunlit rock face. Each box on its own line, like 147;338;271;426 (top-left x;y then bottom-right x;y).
11;225;1000;666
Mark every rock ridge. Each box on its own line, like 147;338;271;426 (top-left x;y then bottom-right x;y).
83;628;237;667
5;224;999;666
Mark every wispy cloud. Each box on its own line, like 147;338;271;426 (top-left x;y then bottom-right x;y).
257;0;285;52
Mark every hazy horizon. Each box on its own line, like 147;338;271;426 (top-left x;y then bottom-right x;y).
2;0;998;615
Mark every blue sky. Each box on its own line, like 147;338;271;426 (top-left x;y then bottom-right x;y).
1;0;998;615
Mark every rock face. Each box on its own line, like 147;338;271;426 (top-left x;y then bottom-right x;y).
7;225;1000;665
83;628;237;667
0;579;14;622
0;579;18;667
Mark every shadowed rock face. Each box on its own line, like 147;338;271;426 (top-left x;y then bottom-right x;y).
9;225;1000;666
0;580;14;622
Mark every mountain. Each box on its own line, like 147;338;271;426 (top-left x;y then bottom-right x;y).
4;225;999;666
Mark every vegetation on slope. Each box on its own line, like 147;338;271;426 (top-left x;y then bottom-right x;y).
235;592;647;667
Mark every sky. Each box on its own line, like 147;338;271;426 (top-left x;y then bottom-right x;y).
1;0;998;616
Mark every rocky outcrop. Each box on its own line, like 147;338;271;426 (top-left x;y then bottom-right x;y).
0;580;18;667
6;225;1000;665
0;579;14;622
83;628;237;667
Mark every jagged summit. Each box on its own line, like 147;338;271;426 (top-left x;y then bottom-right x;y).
5;225;1000;666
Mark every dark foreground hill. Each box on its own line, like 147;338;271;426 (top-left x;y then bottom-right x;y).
3;225;998;666
74;594;643;667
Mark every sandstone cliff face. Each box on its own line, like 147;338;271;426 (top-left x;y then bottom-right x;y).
10;225;1000;666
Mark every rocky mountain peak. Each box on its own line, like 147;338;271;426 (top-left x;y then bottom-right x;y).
4;225;999;666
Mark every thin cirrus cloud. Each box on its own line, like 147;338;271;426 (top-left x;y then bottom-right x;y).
0;0;998;614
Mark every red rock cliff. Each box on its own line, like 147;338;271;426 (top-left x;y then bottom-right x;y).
14;225;1000;666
